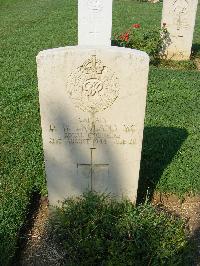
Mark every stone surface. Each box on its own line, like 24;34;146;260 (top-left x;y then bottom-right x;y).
78;0;112;46
37;46;149;206
161;0;198;60
148;0;159;3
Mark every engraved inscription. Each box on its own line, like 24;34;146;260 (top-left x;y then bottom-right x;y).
66;55;119;113
87;0;103;12
48;119;136;146
82;14;103;39
49;124;56;132
172;0;190;33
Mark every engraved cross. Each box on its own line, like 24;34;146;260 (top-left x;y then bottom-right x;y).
77;147;109;191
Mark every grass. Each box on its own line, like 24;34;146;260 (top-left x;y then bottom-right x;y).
138;67;200;201
0;0;200;264
1;0;73;264
51;192;191;265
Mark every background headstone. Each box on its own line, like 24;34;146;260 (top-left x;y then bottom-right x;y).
161;0;198;60
78;0;113;46
37;47;149;206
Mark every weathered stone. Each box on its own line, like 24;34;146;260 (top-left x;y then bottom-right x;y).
37;46;149;206
161;0;198;60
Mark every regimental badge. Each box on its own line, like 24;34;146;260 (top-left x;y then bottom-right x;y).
66;55;119;114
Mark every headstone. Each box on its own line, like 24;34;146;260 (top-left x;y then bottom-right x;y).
148;0;159;3
78;0;112;46
37;1;149;206
161;0;198;60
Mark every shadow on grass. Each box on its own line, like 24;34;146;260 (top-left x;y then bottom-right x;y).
137;126;188;204
192;43;200;57
190;226;200;264
12;191;42;265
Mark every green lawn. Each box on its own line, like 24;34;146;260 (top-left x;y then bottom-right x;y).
1;0;200;264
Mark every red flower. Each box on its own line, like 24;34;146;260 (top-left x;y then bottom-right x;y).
119;34;124;41
119;32;129;42
132;23;141;28
124;32;129;41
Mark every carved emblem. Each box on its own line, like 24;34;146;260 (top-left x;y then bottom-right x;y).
66;55;119;114
173;0;189;13
87;0;103;12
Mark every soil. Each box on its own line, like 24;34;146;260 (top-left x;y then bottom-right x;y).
195;58;200;70
15;194;200;266
153;193;200;265
14;197;65;266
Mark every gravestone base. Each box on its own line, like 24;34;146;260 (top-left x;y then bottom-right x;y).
163;44;191;61
37;46;149;206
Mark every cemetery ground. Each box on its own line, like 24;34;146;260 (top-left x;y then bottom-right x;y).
1;0;200;265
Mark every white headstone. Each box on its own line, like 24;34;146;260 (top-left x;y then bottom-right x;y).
37;0;149;206
37;47;149;206
78;0;113;46
161;0;198;60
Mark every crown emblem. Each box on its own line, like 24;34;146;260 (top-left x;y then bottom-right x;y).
80;55;105;78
